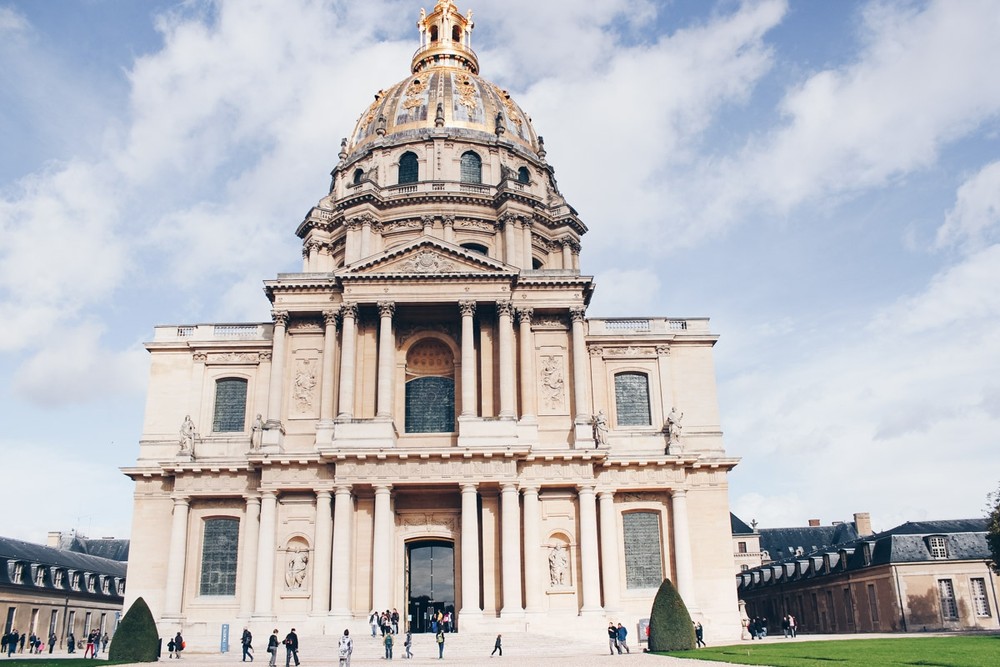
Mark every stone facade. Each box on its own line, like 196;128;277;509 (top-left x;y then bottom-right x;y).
123;0;742;649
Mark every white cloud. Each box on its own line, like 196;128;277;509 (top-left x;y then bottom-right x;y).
0;5;28;34
935;160;1000;251
590;268;661;316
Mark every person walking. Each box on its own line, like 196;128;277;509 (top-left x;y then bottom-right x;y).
337;629;353;667
369;610;379;637
48;632;57;654
266;630;279;667
283;629;299;667
174;632;185;659
695;622;705;648
67;631;75;654
384;631;394;660
241;627;254;661
6;630;18;657
490;634;502;657
403;631;412;659
607;623;618;655
616;624;630;654
167;636;176;659
436;629;445;659
789;614;798;638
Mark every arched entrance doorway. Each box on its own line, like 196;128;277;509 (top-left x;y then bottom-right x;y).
406;539;455;633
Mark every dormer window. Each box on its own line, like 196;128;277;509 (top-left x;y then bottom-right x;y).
11;562;24;584
70;572;81;590
34;567;45;586
54;569;64;588
927;535;948;559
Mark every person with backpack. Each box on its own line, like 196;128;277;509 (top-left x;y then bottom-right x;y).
174;632;185;659
436;629;445;659
383;631;393;660
337;629;353;667
283;628;299;667
403;631;412;659
241;627;253;662
266;630;280;667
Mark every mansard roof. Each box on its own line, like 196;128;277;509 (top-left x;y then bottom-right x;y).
338;237;516;279
0;536;127;577
731;513;756;535
758;522;860;561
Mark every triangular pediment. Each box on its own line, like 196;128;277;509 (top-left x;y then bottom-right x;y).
339;238;515;278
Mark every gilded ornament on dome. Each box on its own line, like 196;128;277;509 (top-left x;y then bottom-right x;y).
455;73;478;111
492;84;523;132
402;77;429;110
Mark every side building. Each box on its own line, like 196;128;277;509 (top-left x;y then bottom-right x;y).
122;0;743;649
737;518;1000;634
1;536;127;650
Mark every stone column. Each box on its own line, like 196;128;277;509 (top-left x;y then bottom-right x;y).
572;243;581;271
337;303;358;419
188;353;206;429
331;485;354;619
577;485;602;613
376;301;395;419
311;490;333;614
316;310;340;444
163;496;190;616
500;483;523;616
265;310;289;431
561;239;573;269
421;215;435;237
671;489;696;609
569;308;591;422
345;218;360;264
522;219;534;268
459;301;478;417
360;216;373;258
503;216;518;267
443;215;456;244
516;307;536;421
521;485;544;613
238;495;261;617
460;483;481;617
497;301;516;419
597;490;621;613
254;491;278;616
371;485;394;611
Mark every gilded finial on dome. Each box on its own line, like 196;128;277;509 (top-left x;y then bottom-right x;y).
412;1;478;75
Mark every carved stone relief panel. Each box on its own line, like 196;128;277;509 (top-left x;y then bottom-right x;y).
291;357;319;418
397;511;459;536
537;347;568;415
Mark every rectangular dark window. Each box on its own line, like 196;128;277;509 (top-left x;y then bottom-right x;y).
213;378;248;432
614;372;651;426
867;583;879;625
622;512;662;589
200;518;240;596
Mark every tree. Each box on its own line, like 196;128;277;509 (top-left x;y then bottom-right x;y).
648;578;696;652
988;483;1000;574
107;597;160;662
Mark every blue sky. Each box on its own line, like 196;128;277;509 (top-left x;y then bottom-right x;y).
2;0;999;543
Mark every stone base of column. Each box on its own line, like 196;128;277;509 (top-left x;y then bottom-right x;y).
262;422;285;452
579;606;605;616
499;608;525;619
250;613;277;623
458;415;518;447
572;422;600;449
332;419;396;448
516;418;539;444
314;420;335;448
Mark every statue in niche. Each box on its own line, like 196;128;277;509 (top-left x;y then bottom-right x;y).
548;544;568;587
178;415;197;454
665;407;684;449
250;414;264;450
592;410;609;447
285;548;309;589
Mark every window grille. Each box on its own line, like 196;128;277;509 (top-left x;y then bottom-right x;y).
405;377;455;433
614;372;651;426
971;578;991;617
928;535;948;559
622;512;662;589
399;152;419;184
213;378;248;432
200;518;239;596
938;579;958;619
460;151;482;183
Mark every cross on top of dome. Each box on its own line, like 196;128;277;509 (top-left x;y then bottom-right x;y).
412;1;478;74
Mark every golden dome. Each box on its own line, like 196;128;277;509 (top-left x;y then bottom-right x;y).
346;1;540;156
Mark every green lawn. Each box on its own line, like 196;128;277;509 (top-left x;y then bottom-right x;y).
662;635;1000;667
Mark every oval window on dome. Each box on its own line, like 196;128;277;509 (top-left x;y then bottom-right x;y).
398;152;419;184
460;151;482;184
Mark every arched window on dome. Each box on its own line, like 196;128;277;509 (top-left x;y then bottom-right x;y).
405;338;456;433
532;257;543;269
518;166;530;184
398;151;419;184
353;168;364;185
461;242;488;256
430;25;439;42
460;151;482;184
452;25;461;42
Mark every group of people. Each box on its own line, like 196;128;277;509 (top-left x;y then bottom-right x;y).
82;629;109;658
745;614;796;640
369;609;401;636
166;631;185;659
2;628;107;656
606;622;630;655
781;614;798;638
262;628;299;667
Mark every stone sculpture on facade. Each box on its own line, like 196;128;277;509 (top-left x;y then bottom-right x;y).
592;410;609;447
285;548;309;589
178;415;197;454
665;407;684;452
251;414;264;450
548;544;568;587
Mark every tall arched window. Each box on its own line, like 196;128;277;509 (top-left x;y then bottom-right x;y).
213;378;248;432
398;151;419;184
405;338;455;433
200;518;239;596
460;151;482;184
622;511;663;589
353;168;364;185
517;166;530;184
614;372;651;426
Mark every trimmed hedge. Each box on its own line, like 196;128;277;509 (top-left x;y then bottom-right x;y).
648;578;696;652
107;597;160;662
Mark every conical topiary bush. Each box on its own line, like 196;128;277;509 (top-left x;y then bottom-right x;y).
648;578;696;652
108;597;160;662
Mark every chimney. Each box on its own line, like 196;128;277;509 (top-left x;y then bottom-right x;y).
47;531;62;548
808;519;821;527
854;512;873;536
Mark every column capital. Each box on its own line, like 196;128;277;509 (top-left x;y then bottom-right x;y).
500;482;519;493
576;484;596;497
171;495;191;506
656;344;671;356
569;307;586;323
260;489;279;501
520;484;540;496
515;306;534;324
341;302;359;320
442;214;456;228
460;482;479;494
323;309;342;328
596;489;616;501
373;484;394;495
497;300;515;318
242;494;262;504
271;310;289;327
315;489;333;500
459;300;477;317
671;488;688;499
377;301;396;318
334;484;354;495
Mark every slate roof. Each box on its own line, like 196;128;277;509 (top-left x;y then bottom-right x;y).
66;536;130;562
0;536;127;577
730;513;756;535
758;522;859;561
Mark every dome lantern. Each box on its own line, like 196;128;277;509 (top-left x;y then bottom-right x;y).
412;0;478;75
